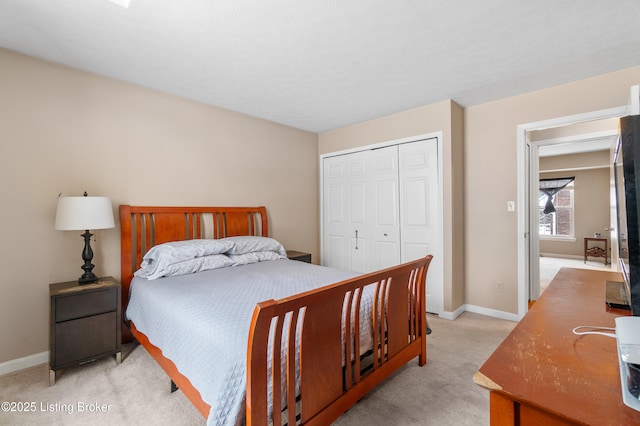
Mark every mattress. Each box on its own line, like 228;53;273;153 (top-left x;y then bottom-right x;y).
125;258;363;426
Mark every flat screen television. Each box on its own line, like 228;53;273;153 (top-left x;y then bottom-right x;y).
614;114;640;316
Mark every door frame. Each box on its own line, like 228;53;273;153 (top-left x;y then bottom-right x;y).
320;131;445;315
517;107;629;319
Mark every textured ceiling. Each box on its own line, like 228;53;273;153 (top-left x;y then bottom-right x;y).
1;1;639;133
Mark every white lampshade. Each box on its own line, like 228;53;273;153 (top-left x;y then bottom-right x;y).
55;196;115;231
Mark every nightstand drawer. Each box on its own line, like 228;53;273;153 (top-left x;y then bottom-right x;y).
55;288;117;322
54;311;118;366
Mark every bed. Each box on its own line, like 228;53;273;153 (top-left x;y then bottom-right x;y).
120;205;432;426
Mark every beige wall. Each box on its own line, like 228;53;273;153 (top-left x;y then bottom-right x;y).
3;45;639;365
464;66;640;314
539;153;610;257
318;100;466;313
0;49;319;364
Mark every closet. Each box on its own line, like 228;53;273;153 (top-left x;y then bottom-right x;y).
321;137;442;314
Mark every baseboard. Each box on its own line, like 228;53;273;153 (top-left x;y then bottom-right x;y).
0;351;48;376
439;304;465;320
463;304;520;322
439;303;519;322
540;252;583;261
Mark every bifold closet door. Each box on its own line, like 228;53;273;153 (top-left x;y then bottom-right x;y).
399;139;438;263
369;146;401;271
323;150;368;272
399;139;441;314
322;137;441;313
322;147;400;273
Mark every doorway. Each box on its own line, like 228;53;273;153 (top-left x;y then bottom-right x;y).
516;106;628;319
534;128;617;295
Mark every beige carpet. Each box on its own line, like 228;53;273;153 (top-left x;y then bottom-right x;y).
0;312;515;425
539;256;611;293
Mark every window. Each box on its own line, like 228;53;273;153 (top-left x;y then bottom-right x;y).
539;182;574;238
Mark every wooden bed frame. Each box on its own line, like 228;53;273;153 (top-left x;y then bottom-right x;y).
120;205;432;425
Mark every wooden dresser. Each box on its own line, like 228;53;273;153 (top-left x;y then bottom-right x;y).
474;268;640;425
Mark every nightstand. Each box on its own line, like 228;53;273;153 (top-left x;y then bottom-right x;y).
49;276;122;385
286;250;312;263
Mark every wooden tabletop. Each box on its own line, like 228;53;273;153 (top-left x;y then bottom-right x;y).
475;267;640;425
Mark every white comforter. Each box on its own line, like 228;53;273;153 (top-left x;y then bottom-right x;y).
126;259;361;426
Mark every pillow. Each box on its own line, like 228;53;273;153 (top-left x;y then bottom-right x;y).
221;236;286;256
228;251;286;266
135;254;234;280
139;239;235;277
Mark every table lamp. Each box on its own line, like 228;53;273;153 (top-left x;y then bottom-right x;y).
55;192;115;284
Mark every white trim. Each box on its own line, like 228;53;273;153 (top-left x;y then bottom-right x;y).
539;236;577;242
0;351;48;376
537;129;618;148
438;304;519;322
439;304;465;320
540;164;610;173
517;105;629;320
463;304;520;322
540;252;585;261
319;131;445;315
630;85;639;115
320;133;439;159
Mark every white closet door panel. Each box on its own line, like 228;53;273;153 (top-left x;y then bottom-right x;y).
326;161;345;178
399;141;438;261
327;184;345;223
348;156;367;176
401;176;434;262
375;241;400;270
349;182;366;225
399;139;441;314
369;146;400;271
327;235;347;270
404;178;429;228
374;152;396;173
323;155;349;269
405;242;432;263
349;235;368;273
375;180;397;225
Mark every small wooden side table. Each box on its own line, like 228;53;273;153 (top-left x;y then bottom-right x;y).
286;250;312;263
49;276;122;385
584;237;609;264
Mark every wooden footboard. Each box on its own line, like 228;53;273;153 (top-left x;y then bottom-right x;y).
247;255;432;426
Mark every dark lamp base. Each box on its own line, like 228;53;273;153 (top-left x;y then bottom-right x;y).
78;230;98;285
78;272;99;284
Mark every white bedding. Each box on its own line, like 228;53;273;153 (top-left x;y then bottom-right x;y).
126;258;363;426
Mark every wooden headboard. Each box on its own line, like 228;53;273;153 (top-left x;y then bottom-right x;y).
119;205;268;338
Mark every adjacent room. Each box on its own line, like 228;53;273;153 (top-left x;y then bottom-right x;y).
1;1;640;425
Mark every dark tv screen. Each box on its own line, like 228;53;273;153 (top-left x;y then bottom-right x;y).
616;114;640;316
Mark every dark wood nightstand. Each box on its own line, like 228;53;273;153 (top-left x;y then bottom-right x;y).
49;276;122;385
286;250;312;263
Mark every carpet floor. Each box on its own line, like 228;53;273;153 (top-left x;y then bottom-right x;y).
0;312;515;425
